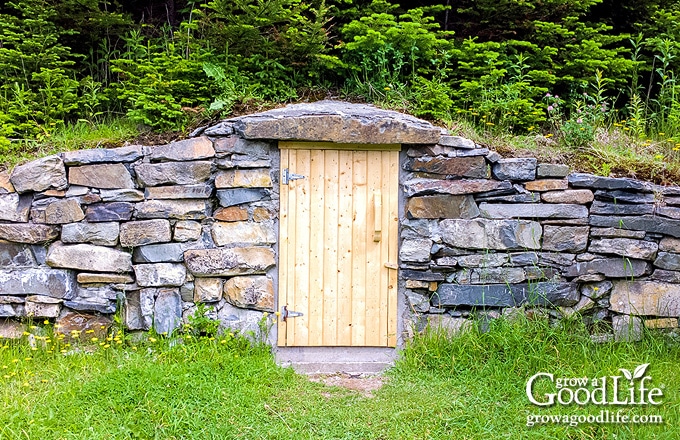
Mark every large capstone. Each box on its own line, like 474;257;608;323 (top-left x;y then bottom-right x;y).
10;155;67;193
68;163;135;189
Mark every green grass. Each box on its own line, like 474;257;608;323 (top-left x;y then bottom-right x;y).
1;318;678;439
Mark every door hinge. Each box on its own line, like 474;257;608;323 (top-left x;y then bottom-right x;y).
281;305;304;322
282;168;305;185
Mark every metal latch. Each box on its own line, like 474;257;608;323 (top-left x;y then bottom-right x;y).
281;305;304;322
282;168;305;185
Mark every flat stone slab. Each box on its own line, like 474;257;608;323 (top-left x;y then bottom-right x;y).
590;215;680;238
134;161;212;186
0;268;75;299
407;195;479;219
565;258;650;278
435;282;579;307
440;218;541;250
404;178;511;197
184;247;275;276
0;224;60;244
610;281;680;317
568;173;653;191
47;242;132;272
68;163;135;189
147;137;215;161
62;145;144;165
226;100;440;144
0;193;31;222
61;222;120;246
589;238;658;260
404;156;488;178
10;155;67;193
541;189;594;204
479;203;588;219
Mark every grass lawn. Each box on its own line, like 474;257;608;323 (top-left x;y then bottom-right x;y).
1;319;678;439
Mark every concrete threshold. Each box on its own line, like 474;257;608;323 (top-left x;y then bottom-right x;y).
275;346;398;375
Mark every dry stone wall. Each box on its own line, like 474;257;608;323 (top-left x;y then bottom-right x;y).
402;139;680;342
0;133;278;339
1;101;679;344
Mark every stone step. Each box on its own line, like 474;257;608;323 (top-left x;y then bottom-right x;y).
275;347;397;375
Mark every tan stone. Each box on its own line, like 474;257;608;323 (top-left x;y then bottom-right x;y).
0;224;60;244
405;280;429;289
55;311;112;340
44;199;85;224
194;278;223;303
659;237;680;253
0;320;25;339
215;169;272;188
224;276;274;311
525;179;568;192
43;189;65;197
25;296;62;318
214;206;248;222
47;242;132;272
253;207;275;222
0;171;15;193
10;155;67;193
77;273;135;284
68;163;135;189
610;281;680;317
148;137;215;161
184;247;276;276
135;200;209;220
644;318;678;329
407;195;479;219
211;221;276;246
541;189;594;204
119;219;172;247
173;221;202;242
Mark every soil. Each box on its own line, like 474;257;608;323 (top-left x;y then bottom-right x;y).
308;373;385;398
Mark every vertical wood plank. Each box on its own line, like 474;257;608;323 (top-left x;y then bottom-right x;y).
322;150;339;345
378;151;391;345
293;149;311;346
307;149;325;346
387;150;400;347
364;150;383;346
277;148;289;346
284;149;297;345
336;150;354;345
351;151;367;345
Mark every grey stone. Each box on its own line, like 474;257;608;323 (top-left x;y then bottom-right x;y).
485;151;502;163
541;190;594;204
476;193;540;203
537;163;570;178
228;100;441;144
64;186;89;197
216;188;269;207
400;270;445;281
134;161;212;186
148;137;215;161
0;241;36;266
399;238;433;263
479;203;588;219
99;189;145;202
581;280;613;299
62;146;144;165
542;226;589;252
41;199;85;224
509;252;539;266
0;223;59;244
454;148;489;157
10;155;67;193
538;252;575;267
124;289;155;330
203;122;234;136
0;303;24;318
404;156;488;178
492;158;537;181
568;173;653;191
68;164;135;189
85;202;134;222
132;242;196;263
589;238;658;260
433;256;457;267
440;218;542;250
589;215;680;238
61;222;119;246
173;221;202;242
612;315;643;342
217;302;264;338
0;268;75;299
134;263;186;287
610;281;680;317
0;193;31;222
184;247;276;276
653;252;680;270
560;296;595;318
0;320;25;339
63;285;117;314
438;135;475;149
47;242;132;272
119;219;172;247
403;178;512;197
224;276;274;311
405;291;430;313
565;258;650;278
590;227;646;239
594;190;655;204
211;221;276;246
590;200;654;215
577;252;598;262
657;206;680;220
470;267;526;284
406;195;479;219
457;253;508;267
154;288;182;334
144;184;213;199
134;200;209;220
525;266;559;280
651;269;680;283
401;218;441;241
215;169;272;188
232;155;272;168
573;274;607;283
194;277;223;303
180;282;194;302
426;315;473;335
434;282;579;307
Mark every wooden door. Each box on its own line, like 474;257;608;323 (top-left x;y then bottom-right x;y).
278;142;399;347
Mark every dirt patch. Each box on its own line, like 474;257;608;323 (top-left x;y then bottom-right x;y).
308;373;385;398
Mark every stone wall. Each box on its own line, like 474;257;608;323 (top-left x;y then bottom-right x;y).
1;101;679;343
401;139;680;342
0;132;279;339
